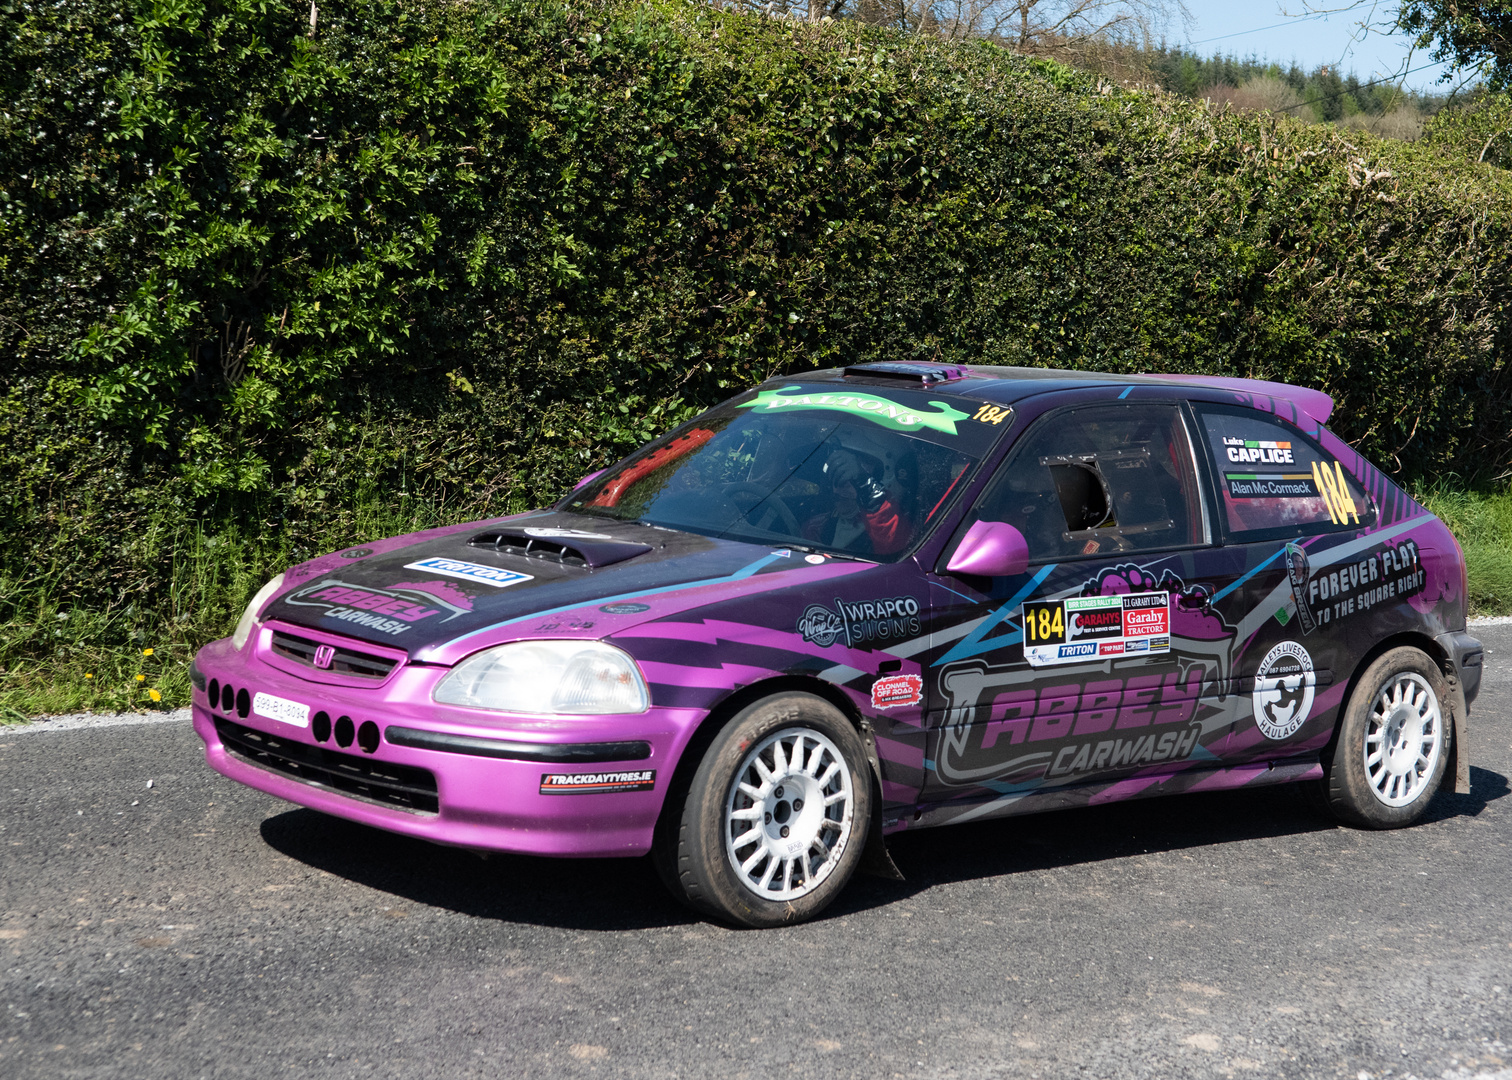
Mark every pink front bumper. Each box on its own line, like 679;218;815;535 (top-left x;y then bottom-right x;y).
192;630;705;858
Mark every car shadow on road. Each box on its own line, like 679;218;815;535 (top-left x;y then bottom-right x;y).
261;767;1509;931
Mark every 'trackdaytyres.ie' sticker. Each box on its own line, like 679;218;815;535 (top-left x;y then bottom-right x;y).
539;770;656;795
1022;592;1171;667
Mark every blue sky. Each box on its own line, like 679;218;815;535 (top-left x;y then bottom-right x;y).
1175;2;1460;92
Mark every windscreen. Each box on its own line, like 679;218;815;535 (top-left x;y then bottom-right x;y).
562;384;1009;560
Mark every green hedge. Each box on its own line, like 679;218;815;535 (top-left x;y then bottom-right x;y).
3;0;1512;709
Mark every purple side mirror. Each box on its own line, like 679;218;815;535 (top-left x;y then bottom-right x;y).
945;520;1030;578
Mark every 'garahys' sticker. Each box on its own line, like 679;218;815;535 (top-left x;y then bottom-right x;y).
1252;640;1316;740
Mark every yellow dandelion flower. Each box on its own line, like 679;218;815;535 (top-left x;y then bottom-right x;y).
142;648;154;657
135;674;146;682
148;688;162;703
85;673;94;679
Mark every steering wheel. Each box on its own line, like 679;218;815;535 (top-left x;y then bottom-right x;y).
722;483;801;536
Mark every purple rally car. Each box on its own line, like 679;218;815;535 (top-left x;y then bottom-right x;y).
192;363;1483;927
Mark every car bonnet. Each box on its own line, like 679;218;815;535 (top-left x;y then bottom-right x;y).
259;511;877;665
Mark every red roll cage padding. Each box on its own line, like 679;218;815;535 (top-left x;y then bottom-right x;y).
587;428;717;508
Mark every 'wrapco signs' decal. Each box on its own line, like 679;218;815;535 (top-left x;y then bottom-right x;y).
798;596;921;649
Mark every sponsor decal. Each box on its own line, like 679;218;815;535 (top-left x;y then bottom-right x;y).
282;579;466;636
599;602;651;614
533;618;594;632
736;386;971;435
1022;592;1171;667
252;691;310;728
539;770;656;795
1222;436;1295;465
1294;539;1423;629
970;403;1012;426
403;557;534;589
872;673;923;710
797;596;922;648
388;579;476;612
1224;472;1320;499
933;563;1236;789
805;554;826;564
522;528;613;540
1252;641;1316;740
1047;721;1204;780
1284;543;1318;634
339;547;375;559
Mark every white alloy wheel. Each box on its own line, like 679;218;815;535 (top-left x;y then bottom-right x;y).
1363;672;1444;808
724;726;855;902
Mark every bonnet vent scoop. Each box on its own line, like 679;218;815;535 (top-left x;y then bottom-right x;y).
842;362;970;384
468;530;652;570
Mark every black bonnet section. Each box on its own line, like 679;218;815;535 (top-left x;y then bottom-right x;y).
468;529;653;570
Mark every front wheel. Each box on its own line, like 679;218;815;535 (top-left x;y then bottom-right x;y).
1323;647;1450;829
658;693;871;928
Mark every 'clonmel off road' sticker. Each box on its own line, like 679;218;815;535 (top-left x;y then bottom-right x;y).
1022;592;1171;667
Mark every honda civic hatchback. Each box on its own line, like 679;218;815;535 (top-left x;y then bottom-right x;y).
191;363;1483;927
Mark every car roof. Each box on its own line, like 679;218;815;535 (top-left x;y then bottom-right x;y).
780;362;1336;426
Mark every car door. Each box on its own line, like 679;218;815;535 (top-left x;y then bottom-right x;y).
920;400;1245;809
1189;404;1378;770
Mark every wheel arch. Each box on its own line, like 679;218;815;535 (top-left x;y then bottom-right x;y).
1323;631;1467;795
651;673;903;880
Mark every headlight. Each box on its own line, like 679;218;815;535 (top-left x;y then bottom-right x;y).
231;573;286;650
433;640;650;715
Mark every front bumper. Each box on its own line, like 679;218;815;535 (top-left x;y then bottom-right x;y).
191;627;704;858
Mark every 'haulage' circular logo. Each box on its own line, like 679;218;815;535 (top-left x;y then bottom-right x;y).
1252;640;1316;740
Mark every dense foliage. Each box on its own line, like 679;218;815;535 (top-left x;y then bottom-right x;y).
3;0;1512;708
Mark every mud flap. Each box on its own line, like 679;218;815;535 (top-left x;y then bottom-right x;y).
1444;671;1471;795
856;719;905;881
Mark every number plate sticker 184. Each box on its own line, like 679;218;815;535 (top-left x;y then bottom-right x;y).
1022;592;1171;667
252;691;311;728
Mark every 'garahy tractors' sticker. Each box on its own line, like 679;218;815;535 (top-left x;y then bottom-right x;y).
1022;592;1171;667
1252;641;1316;740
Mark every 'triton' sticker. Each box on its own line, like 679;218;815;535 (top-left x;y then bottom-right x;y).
1022;592;1171;667
1252;641;1316;740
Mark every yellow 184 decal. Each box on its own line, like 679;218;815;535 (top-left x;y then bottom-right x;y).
1311;460;1361;526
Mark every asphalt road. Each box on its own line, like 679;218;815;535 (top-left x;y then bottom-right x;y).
4;628;1512;1080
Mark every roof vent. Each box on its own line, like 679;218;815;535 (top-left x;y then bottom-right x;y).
841;362;970;385
468;531;651;570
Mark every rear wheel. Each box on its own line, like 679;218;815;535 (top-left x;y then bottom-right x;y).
1323;647;1450;829
657;693;871;928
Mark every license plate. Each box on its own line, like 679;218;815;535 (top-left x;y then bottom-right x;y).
252;691;310;728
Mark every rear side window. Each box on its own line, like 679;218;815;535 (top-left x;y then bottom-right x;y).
965;404;1207;562
1195;406;1372;540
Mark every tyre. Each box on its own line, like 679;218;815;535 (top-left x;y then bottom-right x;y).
1323;647;1450;829
657;692;872;928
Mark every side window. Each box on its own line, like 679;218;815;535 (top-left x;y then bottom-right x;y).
967;404;1207;562
1195;406;1372;540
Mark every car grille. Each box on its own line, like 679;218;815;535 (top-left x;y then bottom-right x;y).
269;630;399;680
214;717;439;814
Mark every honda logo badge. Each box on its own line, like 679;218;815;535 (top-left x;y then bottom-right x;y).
313;644;336;670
